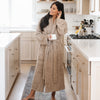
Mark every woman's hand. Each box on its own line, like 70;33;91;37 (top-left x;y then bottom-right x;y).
57;11;62;19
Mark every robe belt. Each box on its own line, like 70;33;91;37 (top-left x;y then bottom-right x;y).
43;42;58;83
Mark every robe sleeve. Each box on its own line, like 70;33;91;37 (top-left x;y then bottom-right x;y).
56;18;67;36
35;20;48;46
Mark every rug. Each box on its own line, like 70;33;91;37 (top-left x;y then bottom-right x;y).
21;66;67;100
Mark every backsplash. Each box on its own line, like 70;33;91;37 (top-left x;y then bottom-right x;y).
34;13;97;34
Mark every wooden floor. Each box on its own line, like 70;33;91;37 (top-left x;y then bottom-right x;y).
7;63;77;100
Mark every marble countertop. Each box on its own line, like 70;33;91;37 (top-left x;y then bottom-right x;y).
71;39;100;61
0;33;21;48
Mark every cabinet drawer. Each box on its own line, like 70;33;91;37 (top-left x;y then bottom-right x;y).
20;32;32;38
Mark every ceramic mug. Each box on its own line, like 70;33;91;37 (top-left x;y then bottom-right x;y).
48;34;57;40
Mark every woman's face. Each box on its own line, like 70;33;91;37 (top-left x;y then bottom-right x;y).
50;4;59;16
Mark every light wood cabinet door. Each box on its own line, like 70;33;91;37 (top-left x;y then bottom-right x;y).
77;54;89;100
14;39;19;74
71;57;78;94
76;0;81;14
78;61;83;100
20;38;32;60
6;45;16;93
31;40;39;60
72;43;89;100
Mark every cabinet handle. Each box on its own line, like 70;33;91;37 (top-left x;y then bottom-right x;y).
9;49;12;51
73;81;75;83
91;10;95;12
79;69;81;72
82;62;85;65
73;57;75;59
76;55;80;57
12;75;15;77
12;53;14;55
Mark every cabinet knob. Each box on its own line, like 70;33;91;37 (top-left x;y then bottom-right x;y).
9;49;12;51
73;81;75;83
12;53;14;55
76;55;80;57
79;69;81;72
12;75;15;77
91;10;95;12
73;57;75;59
82;62;85;65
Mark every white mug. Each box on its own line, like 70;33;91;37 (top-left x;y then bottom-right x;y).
49;34;57;40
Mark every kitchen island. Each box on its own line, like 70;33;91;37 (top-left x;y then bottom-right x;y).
70;39;100;100
0;33;20;100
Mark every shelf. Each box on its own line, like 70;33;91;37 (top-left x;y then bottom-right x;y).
37;12;76;14
37;0;56;3
62;1;76;4
37;0;76;4
65;12;76;14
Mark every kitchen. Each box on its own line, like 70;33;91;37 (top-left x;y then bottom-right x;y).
0;0;100;100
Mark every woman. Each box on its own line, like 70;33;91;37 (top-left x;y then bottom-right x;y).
23;1;67;100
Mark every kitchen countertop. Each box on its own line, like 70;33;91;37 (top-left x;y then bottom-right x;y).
71;39;100;61
0;33;21;48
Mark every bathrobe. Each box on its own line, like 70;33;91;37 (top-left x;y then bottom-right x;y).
32;17;67;92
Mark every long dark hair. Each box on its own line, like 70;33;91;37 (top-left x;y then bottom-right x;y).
40;1;65;31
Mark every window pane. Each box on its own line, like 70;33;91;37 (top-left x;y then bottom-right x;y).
0;0;9;27
11;0;32;27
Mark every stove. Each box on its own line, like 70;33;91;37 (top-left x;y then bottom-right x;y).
69;34;100;39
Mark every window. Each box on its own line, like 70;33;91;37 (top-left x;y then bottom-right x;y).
10;0;33;27
0;0;9;27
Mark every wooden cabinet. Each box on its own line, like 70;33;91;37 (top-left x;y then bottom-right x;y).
76;0;89;14
20;32;39;61
5;38;20;98
20;38;32;60
71;57;78;94
71;43;90;100
77;55;89;100
90;0;100;15
0;34;20;100
32;39;39;60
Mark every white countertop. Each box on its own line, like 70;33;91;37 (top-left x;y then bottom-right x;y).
0;33;21;48
71;39;100;61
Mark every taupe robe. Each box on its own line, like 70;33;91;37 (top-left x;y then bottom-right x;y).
32;17;67;92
